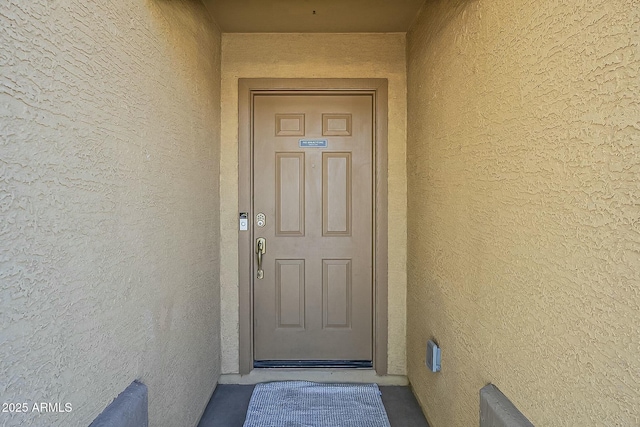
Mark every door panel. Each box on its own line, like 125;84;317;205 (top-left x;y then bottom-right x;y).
275;153;305;236
253;94;373;363
323;152;352;236
275;259;305;328
323;259;352;328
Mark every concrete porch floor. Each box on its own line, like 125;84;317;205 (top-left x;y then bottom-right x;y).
197;384;430;427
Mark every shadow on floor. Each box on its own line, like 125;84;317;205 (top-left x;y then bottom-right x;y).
197;384;429;427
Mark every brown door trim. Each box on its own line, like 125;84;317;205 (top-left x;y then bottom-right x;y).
238;78;388;375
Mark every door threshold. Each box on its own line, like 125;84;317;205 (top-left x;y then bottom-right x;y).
219;369;408;386
254;360;373;369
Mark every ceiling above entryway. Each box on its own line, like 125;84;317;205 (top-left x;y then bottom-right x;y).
203;0;426;33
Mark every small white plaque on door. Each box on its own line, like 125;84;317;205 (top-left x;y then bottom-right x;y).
299;139;328;148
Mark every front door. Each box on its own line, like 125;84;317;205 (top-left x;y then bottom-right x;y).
252;93;373;366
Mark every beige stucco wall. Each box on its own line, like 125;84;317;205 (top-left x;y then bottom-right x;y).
407;1;639;426
220;33;408;375
1;1;222;426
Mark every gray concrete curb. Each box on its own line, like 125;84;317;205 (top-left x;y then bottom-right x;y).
480;384;534;427
90;380;148;427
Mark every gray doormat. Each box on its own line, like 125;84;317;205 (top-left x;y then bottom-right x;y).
243;381;392;427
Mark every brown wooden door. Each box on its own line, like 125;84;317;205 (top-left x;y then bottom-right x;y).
252;94;373;365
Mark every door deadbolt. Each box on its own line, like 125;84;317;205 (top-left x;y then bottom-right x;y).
256;212;266;227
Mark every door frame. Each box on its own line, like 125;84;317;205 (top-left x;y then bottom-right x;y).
238;78;388;375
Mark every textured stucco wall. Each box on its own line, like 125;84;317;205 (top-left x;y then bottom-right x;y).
220;33;407;375
406;1;639;426
1;1;221;426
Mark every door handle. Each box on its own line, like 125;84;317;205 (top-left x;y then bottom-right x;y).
256;237;266;279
